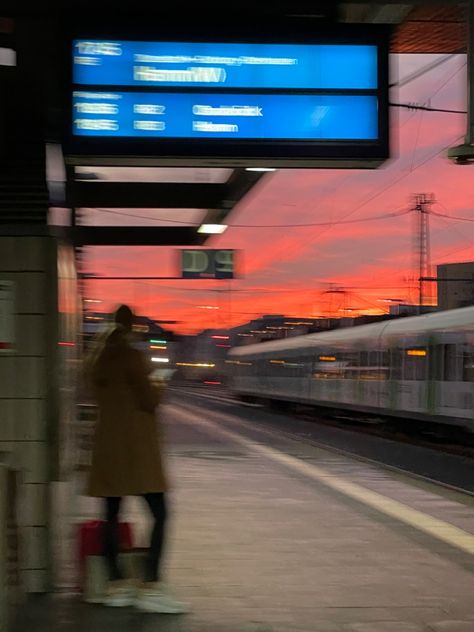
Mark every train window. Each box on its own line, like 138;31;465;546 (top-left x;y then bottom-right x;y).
403;348;427;381
463;346;474;382
355;350;387;380
363;350;389;380
266;357;305;377
314;366;344;379
390;349;402;380
313;352;344;379
301;356;313;377
428;345;444;381
430;346;439;380
444;344;462;381
340;350;359;380
257;358;267;376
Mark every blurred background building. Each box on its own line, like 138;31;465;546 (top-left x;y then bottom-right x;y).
437;262;474;310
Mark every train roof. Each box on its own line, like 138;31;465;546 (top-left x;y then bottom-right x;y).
229;306;474;357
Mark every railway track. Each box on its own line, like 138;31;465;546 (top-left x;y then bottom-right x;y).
168;385;474;495
169;383;474;457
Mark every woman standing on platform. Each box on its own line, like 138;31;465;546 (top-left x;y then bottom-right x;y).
86;304;188;614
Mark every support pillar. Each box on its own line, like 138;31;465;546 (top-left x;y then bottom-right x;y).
448;1;474;163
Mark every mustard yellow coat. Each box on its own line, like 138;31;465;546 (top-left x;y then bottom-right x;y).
86;327;167;497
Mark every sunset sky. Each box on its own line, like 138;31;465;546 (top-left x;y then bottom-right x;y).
83;53;474;334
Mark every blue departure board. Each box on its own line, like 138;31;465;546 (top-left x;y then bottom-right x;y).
68;34;389;166
73;91;378;140
73;40;377;90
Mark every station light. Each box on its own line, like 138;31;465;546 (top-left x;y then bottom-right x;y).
377;298;404;303
150;345;167;350
133;324;149;333
406;349;427;357
319;356;336;362
284;321;314;325
197;224;227;234
176;362;216;368
225;360;252;366
150;339;167;344
152;357;169;363
245;167;277;172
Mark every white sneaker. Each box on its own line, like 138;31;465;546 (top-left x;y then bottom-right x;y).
135;582;190;614
103;580;136;607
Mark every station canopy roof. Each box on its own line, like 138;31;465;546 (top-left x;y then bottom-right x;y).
1;2;467;247
342;2;465;53
67;1;466;245
0;2;466;53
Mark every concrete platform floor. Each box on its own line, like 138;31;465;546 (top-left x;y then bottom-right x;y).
14;396;474;632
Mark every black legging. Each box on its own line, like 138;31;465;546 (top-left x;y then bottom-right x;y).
103;493;167;583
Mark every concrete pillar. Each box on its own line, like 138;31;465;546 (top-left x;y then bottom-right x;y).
0;464;7;631
0;236;59;592
0;12;80;595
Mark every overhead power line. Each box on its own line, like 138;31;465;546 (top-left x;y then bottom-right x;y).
227;208;411;228
390;102;466;115
92;206;411;229
90;178;472;233
389;54;458;88
431;210;474;223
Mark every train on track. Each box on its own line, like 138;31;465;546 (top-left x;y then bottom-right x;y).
227;306;474;429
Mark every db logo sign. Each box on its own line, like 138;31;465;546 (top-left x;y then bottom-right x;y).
181;250;235;279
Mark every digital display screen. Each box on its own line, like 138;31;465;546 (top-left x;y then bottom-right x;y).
73;40;377;90
68;33;389;166
73;91;378;140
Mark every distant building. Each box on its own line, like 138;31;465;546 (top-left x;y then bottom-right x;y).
389;303;418;316
388;303;437;316
172;328;231;383
437;262;474;310
229;315;338;346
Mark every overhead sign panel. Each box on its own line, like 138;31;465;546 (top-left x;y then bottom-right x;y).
67;28;389;167
73;41;378;90
73;92;378;140
181;249;235;279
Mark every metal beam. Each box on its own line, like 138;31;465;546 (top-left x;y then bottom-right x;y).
341;2;412;23
71;181;227;209
223;169;266;206
84;276;197;280
199;169;268;225
421;277;474;282
74;226;205;246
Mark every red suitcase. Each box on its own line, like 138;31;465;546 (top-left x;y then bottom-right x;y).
78;520;133;588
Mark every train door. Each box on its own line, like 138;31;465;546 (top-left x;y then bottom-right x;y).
388;347;402;412
401;343;428;413
427;338;442;415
